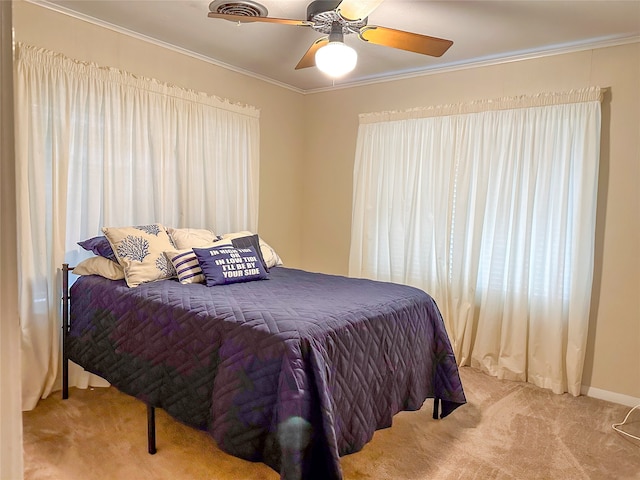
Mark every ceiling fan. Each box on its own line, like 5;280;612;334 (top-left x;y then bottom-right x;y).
207;0;453;77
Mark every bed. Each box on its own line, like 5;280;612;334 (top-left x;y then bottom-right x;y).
62;262;466;480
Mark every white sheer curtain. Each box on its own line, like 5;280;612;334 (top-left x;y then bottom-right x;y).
350;88;602;395
15;44;260;410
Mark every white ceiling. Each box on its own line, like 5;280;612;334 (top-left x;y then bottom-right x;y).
33;0;640;92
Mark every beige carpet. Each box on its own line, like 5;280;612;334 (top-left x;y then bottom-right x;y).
22;367;640;480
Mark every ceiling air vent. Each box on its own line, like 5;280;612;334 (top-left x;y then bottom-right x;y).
208;0;268;17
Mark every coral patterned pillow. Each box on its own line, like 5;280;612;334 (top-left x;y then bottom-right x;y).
102;224;176;287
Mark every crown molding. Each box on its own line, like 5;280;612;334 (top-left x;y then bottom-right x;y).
304;34;640;94
27;0;306;94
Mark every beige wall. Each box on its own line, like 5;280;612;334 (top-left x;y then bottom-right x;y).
13;0;306;268
301;44;640;399
14;1;640;399
1;2;24;478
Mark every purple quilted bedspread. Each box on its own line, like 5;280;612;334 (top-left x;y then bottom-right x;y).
68;267;465;479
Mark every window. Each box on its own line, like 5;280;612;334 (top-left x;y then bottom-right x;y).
350;89;602;395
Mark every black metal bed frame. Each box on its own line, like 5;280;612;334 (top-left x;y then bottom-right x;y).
60;262;443;457
61;263;157;454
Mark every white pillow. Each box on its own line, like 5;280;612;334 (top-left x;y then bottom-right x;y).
167;227;219;249
220;231;283;269
103;224;176;287
73;256;125;281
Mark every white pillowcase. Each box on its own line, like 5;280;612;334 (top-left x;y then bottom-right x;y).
103;224;176;287
73;256;125;281
220;231;283;269
167;227;219;249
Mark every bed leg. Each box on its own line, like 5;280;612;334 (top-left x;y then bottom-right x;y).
432;397;440;419
62;263;70;400
147;404;157;454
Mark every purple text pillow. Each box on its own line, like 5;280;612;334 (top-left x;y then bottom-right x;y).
193;245;268;286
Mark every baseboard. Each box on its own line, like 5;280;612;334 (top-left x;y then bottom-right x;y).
581;385;640;408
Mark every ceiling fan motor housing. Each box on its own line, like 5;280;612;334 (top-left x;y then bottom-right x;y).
307;0;341;20
307;0;368;36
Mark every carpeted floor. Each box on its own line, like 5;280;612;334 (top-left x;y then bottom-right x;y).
22;367;640;480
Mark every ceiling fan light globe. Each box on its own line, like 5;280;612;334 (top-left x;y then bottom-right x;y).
315;41;357;78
